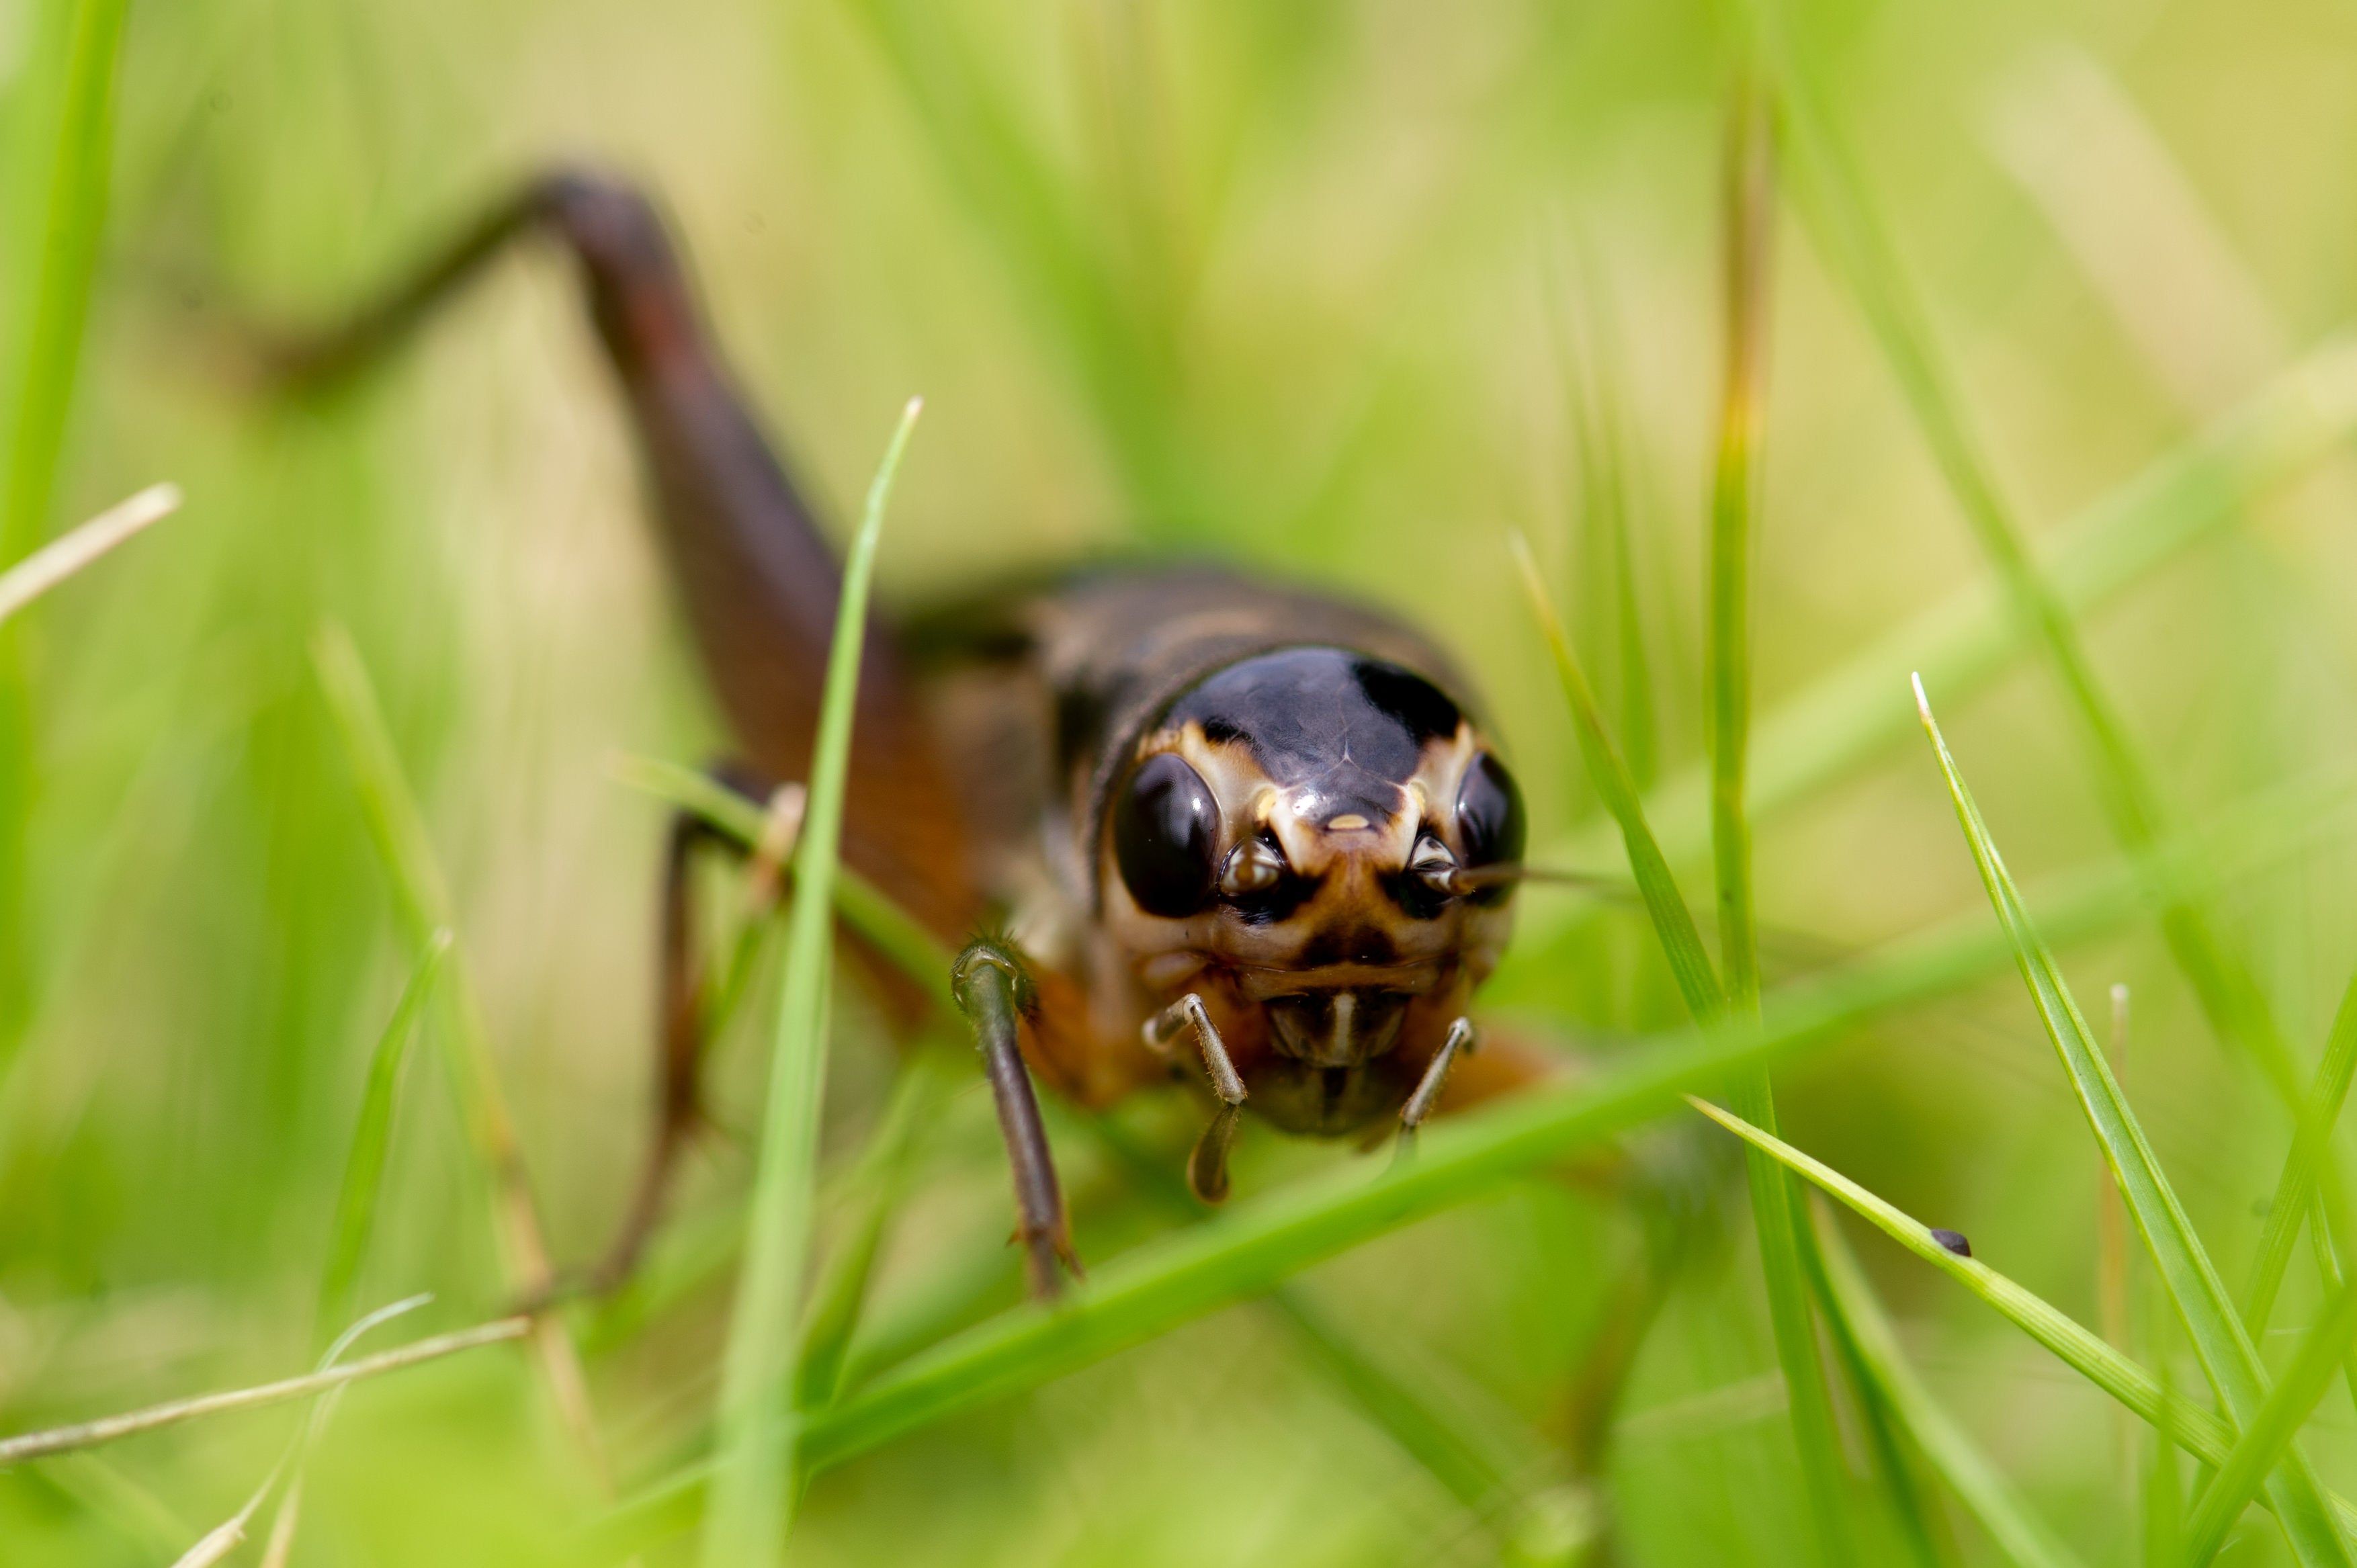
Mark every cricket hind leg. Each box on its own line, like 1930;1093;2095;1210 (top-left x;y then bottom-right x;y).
588;762;803;1296
268;168;978;943
951;936;1080;1300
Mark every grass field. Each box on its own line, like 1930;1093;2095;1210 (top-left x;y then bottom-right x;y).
6;0;2357;1562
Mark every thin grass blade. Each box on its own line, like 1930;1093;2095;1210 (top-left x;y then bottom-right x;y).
700;397;923;1568
0;481;177;625
1702;74;1874;1562
1068;1106;1558;1525
611;751;953;1012
0;1317;529;1463
2247;968;2357;1332
796;1049;950;1412
597;953;2042;1555
1682;1096;2357;1539
583;742;2357;1558
312;622;606;1477
1516;517;1860;1550
314;930;450;1348
1813;1204;2085;1568
1514;330;2357;970
0;0;132;1052
0;0;128;564
1914;676;2349;1563
1508;531;1719;1018
2186;1274;2357;1563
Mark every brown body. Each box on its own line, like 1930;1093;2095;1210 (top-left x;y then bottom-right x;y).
286;168;1547;1293
910;572;1519;1129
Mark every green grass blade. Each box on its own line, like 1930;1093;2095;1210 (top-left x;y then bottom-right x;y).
1515;523;1859;1553
1684;1096;2357;1539
1813;1205;2085;1568
312;626;540;1274
1914;677;2350;1564
611;752;954;1013
578;739;2357;1558
311;623;606;1473
0;0;129;564
1067;1107;1556;1526
1708;75;1772;1016
1509;532;1719;1018
796;1050;950;1412
2307;1212;2357;1423
1516;331;2357;957
0;0;132;1051
834;0;1194;529
2247;969;2357;1332
2186;1275;2357;1563
313;930;451;1350
700;397;922;1568
587;997;1896;1555
1703;76;1870;1563
1754;0;2303;1113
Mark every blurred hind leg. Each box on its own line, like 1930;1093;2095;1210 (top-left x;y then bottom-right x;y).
269;169;978;940
591;765;801;1294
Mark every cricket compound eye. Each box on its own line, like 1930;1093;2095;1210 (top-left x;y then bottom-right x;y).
1114;752;1221;917
1454;752;1525;906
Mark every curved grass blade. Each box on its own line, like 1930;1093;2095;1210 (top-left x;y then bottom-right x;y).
1812;1204;2084;1568
313;930;451;1349
312;623;607;1479
2186;1274;2357;1563
580;746;2357;1561
1684;1096;2357;1539
584;995;1883;1559
1510;532;1719;1017
1514;526;1858;1555
1914;676;2350;1564
699;397;923;1568
2247;968;2357;1333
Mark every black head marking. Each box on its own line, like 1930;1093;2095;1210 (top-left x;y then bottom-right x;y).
1353;660;1461;748
1166;648;1461;826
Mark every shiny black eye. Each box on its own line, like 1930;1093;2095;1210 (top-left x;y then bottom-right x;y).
1113;752;1219;917
1455;752;1524;904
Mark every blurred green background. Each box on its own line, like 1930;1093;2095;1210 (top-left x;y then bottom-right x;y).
5;0;2357;1561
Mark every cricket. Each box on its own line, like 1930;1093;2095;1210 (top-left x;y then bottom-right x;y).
1;4;2352;1564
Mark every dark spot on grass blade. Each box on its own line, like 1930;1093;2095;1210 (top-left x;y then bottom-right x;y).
1930;1229;1971;1258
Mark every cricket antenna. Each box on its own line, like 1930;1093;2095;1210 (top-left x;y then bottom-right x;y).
1447;863;1627;895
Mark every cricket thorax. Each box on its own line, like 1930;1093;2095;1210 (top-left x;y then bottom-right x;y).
1095;646;1523;1086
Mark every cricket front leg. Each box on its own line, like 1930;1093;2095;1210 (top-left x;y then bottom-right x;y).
951;937;1080;1300
1143;993;1250;1203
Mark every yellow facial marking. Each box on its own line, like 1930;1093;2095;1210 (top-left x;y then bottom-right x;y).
1326;814;1369;831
